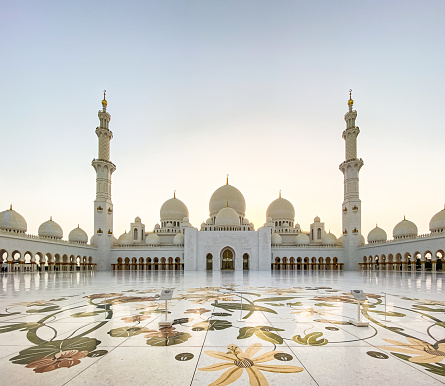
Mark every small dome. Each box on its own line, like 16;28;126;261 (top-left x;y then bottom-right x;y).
295;233;310;245
314;216;321;223
112;236;119;246
266;197;295;221
266;217;272;223
367;226;387;243
209;184;246;216
429;207;445;232
393;218;418;239
146;233;160;245
182;217;189;222
166;222;173;228
38;218;63;239
295;223;301;230
337;235;343;247
322;232;337;246
154;223;160;229
68;226;88;244
200;222;206;229
134;216;141;223
90;235;98;246
0;206;27;233
249;222;254;229
118;231;133;245
271;232;282;245
242;218;250;225
206;218;212;225
173;232;184;245
215;207;240;227
160;197;189;221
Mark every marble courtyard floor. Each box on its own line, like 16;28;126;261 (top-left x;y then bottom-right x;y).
0;270;444;386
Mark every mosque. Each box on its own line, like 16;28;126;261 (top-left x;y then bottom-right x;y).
1;92;444;273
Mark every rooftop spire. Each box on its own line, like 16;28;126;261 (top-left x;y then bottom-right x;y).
102;89;107;111
9;204;12;210
174;190;176;198
226;174;229;185
279;190;281;198
348;89;354;111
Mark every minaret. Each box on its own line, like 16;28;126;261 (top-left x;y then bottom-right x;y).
92;91;116;269
339;90;364;269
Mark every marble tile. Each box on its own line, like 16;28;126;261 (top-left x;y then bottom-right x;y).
289;345;444;385
65;346;201;386
193;344;317;386
0;270;444;385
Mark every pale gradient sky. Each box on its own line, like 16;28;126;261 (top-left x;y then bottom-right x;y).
1;1;444;241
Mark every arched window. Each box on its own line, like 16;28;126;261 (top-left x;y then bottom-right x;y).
311;229;314;240
134;228;138;240
317;228;321;239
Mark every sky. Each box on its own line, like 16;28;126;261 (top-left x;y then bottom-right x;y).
0;1;444;240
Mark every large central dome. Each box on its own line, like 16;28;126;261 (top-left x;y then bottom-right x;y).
209;183;246;216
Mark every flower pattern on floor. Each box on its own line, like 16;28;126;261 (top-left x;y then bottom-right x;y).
198;343;303;386
0;281;444;383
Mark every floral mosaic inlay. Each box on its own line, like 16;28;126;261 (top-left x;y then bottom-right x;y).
0;283;444;384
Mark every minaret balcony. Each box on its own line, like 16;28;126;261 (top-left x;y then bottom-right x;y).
92;158;116;172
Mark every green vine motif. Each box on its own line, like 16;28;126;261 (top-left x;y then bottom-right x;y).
237;326;285;345
211;297;277;319
360;304;439;344
3;295;115;371
292;332;328;346
391;352;445;377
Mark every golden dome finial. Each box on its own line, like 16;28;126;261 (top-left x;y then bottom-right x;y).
348;89;354;106
174;190;176;199
403;215;406;221
279;190;281;198
102;90;108;108
78;224;80;228
9;204;12;210
226;174;229;185
226;201;229;207
50;216;52;221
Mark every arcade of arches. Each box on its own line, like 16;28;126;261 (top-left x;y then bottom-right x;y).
272;256;343;271
112;257;183;271
360;250;445;271
0;249;94;272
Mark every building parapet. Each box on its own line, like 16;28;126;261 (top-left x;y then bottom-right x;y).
0;229;95;249
361;232;444;248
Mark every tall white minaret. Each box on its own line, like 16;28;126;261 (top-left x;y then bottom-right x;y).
339;90;364;269
92;91;116;269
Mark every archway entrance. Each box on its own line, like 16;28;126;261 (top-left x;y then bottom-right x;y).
206;253;213;271
221;249;234;270
243;253;249;270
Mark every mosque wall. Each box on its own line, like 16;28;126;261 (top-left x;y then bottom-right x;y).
0;231;96;270
359;234;445;268
191;230;265;271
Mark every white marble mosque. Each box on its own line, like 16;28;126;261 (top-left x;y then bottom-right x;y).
0;92;444;385
1;92;444;273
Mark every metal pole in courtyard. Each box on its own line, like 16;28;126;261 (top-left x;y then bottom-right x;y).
384;293;387;323
237;293;244;322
